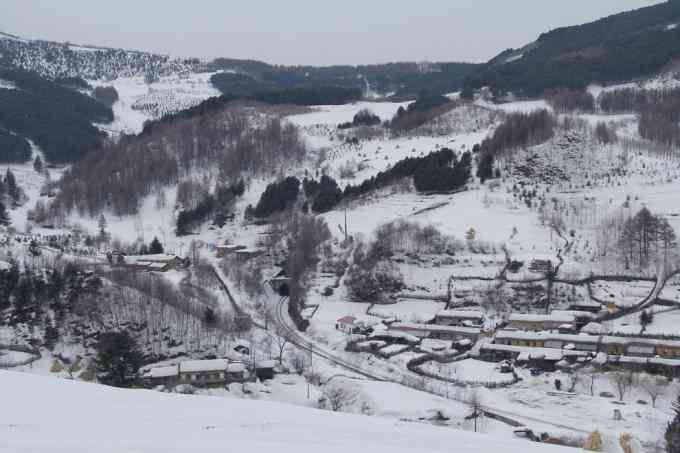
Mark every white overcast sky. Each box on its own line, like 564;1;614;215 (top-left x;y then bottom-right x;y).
2;0;665;65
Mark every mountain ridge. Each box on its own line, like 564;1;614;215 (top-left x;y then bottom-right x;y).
465;0;680;96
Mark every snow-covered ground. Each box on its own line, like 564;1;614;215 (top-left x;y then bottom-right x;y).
0;371;575;453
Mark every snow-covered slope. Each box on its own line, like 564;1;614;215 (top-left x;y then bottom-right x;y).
0;371;571;453
0;30;201;80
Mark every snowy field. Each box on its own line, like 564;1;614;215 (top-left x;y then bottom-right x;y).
91;71;221;135
369;299;446;323
0;371;578;453
421;359;516;385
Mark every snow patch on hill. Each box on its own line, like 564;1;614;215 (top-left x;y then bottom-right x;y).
91;72;221;135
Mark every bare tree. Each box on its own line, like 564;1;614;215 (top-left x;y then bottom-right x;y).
270;324;290;365
583;366;599;397
640;376;666;408
321;382;358;412
565;371;581;393
608;371;636;402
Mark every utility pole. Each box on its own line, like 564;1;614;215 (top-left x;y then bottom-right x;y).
307;344;313;400
344;204;348;243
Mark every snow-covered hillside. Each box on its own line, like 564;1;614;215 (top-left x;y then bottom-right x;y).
0;371;572;453
91;72;222;135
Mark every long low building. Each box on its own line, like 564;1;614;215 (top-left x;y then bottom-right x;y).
478;343;589;365
495;330;600;352
493;330;680;359
143;359;247;387
508;313;575;331
601;336;680;358
434;310;484;327
388;322;481;342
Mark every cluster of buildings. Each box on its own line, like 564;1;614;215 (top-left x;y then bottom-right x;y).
384;309;484;344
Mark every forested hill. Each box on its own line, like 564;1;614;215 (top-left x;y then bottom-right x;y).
0;68;112;164
465;0;680;96
0;30;478;97
209;60;480;99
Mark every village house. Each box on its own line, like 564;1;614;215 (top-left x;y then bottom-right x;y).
568;301;603;314
507;313;576;332
143;359;247;388
494;330;600;353
336;316;357;334
111;253;188;273
529;259;554;274
142;365;179;387
495;330;680;359
601;336;680;359
388;322;481;342
179;360;246;386
478;343;589;370
216;244;246;258
335;316;373;335
254;360;276;381
268;276;291;296
434;309;484;327
235;248;264;263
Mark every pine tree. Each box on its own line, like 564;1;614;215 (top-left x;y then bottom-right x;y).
94;331;143;388
5;168;19;204
149;237;164;255
98;213;107;236
666;395;680;453
33;155;44;174
0;201;10;226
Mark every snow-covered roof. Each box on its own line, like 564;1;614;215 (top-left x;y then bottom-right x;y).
255;360;276;369
436;310;484;319
627;345;656;354
495;330;599;345
581;322;604;335
480;343;589;359
144;366;178;379
370;330;420;344
601;336;680;349
125;254;179;265
390;322;481;335
508;313;575;323
337;316;357;324
226;363;246;373
551;310;595;319
180;359;229;373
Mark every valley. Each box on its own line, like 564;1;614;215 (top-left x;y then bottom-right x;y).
2;3;680;452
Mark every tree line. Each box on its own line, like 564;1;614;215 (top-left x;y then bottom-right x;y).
619;207;677;269
545;88;595;113
176;180;245;235
476;110;555;182
0;68;112;163
210;72;362;105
